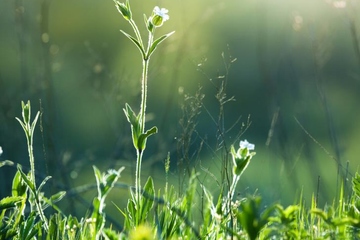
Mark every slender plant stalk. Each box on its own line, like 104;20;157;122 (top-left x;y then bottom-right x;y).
25;134;36;185
135;150;142;202
140;59;149;133
136;58;149;203
227;174;240;203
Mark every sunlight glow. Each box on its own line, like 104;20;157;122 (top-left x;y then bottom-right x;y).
333;1;346;8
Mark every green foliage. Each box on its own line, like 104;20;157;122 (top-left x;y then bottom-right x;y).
237;196;276;240
0;196;24;211
156;186;183;239
122;176;155;229
91;166;124;239
123;103;142;151
2;69;360;240
2;1;360;239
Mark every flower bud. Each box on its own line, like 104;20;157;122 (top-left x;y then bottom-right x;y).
21;100;31;125
114;0;132;21
230;140;256;176
151;6;169;27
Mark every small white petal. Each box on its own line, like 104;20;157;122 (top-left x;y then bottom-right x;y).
0;146;2;156
153;6;170;21
239;140;255;150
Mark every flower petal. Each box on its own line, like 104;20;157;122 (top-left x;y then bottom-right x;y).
239;139;255;150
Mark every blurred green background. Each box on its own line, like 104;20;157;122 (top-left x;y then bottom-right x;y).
1;0;360;224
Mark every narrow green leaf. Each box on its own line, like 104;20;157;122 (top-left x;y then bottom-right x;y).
352;173;360;199
143;14;148;26
126;198;137;226
2;229;17;240
15;117;28;134
0;160;14;168
137;126;158;150
29;111;40;138
50;191;66;203
0;196;24;210
47;214;60;240
140;176;155;222
17;165;36;194
25;222;41;240
92;197;101;217
120;30;146;58
123;103;141;149
37;176;52;193
20;214;35;239
93;165;103;199
12;170;27;197
41;191;66;213
21;100;31;125
123;103;137;124
183;170;197;214
147;31;175;59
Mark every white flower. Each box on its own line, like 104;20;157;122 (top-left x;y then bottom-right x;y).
0;146;2;156
151;6;169;27
153;6;169;21
239;140;255;151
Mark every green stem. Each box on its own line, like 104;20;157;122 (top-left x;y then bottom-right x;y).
146;30;154;60
228;174;240;204
27;134;36;185
140;58;149;133
134;50;150;224
135;149;143;222
139;30;154;131
27;126;49;231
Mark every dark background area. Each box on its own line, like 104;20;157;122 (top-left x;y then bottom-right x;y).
1;0;360;222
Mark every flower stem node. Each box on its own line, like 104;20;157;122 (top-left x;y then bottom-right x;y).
146;17;154;33
123;103;158;152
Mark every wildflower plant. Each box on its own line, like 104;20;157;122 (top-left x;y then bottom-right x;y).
113;0;174;226
228;140;256;204
201;139;257;238
15;101;50;231
90;166;124;239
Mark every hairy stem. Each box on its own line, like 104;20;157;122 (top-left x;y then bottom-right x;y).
140;59;149;133
227;174;240;205
26;134;36;185
135;149;143;221
135;49;150;222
